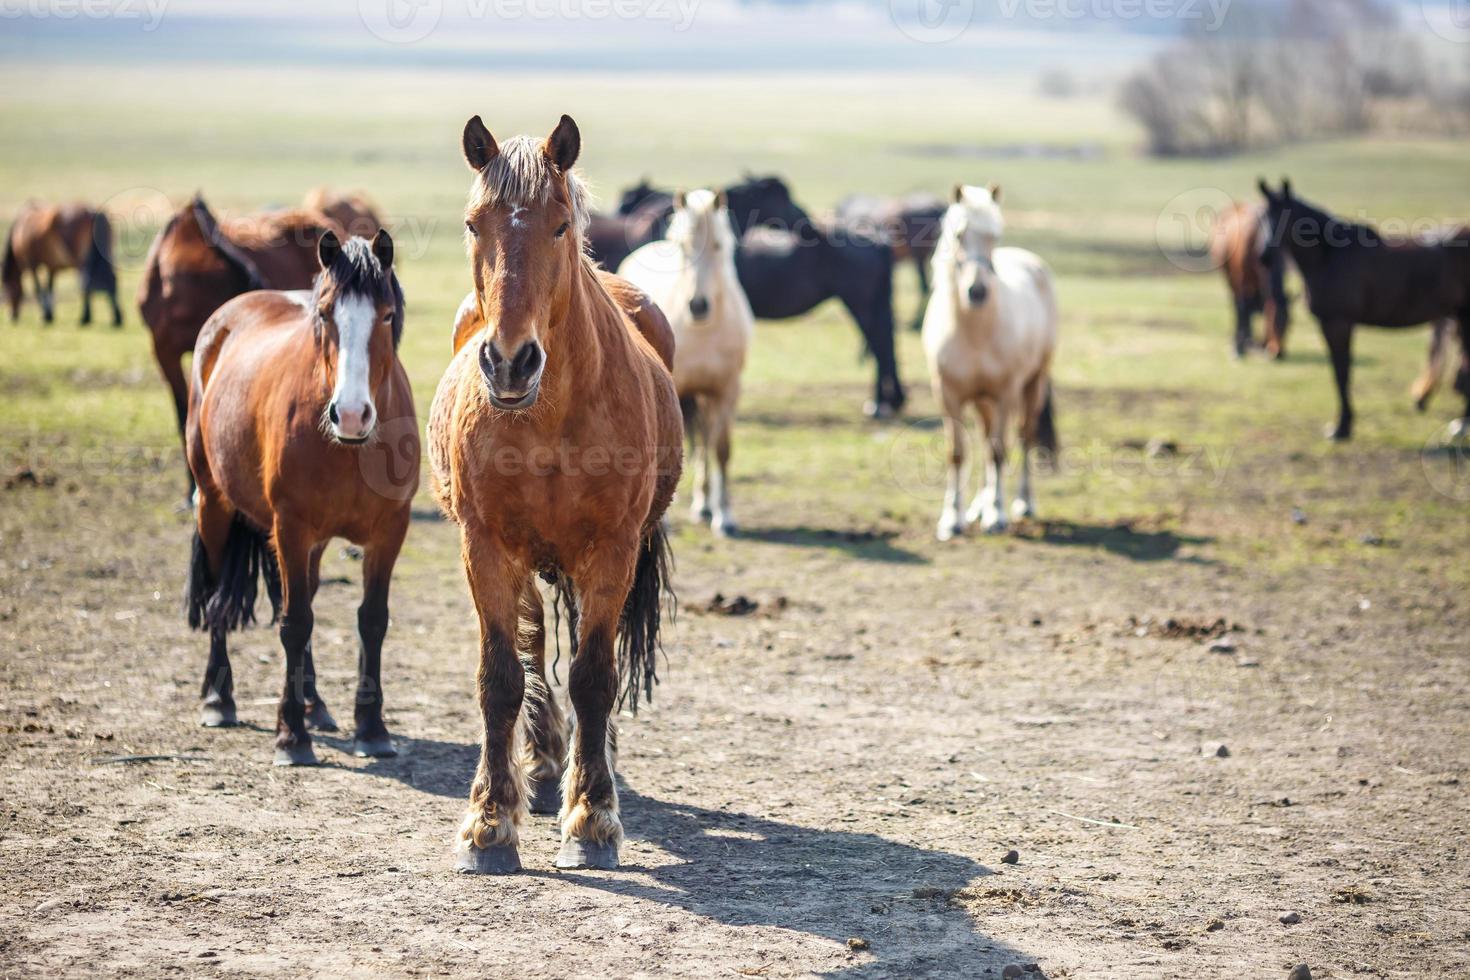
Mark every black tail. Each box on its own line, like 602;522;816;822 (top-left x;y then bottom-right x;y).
1035;382;1059;458
679;394;699;445
191;195;266;292
186;515;281;633
617;524;675;713
546;522;675;715
81;212;117;295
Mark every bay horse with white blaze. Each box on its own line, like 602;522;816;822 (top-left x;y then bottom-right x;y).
1259;178;1470;439
185;229;417;766
428;115;682;873
924;184;1059;540
4;201;122;326
620;188;754;536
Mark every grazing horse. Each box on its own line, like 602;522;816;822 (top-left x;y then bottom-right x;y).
1259;178;1470;439
737;220;906;417
303;187;385;240
428;115;682;873
4;202;122;326
923;184;1058;540
835;191;947;332
184;229;416;766
138;196;337;496
620;189;754;535
1210;201;1290;358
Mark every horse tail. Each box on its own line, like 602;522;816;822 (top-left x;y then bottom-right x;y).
191;196;265;292
81;211;118;294
617;523;675;714
1035;381;1059;458
186;514;282;633
2;225;21;308
679;393;698;445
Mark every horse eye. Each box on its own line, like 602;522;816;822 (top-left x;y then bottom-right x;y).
554;222;570;239
382;311;394;324
464;220;479;238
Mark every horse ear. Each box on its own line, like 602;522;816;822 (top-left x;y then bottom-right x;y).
988;183;1002;203
952;184;965;204
715;189;728;211
1281;177;1293;200
546;114;581;172
1257;177;1273;199
673;189;686;209
372;228;394;270
317;229;341;270
462;115;498;172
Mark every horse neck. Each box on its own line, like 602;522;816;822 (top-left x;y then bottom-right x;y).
536;257;618;416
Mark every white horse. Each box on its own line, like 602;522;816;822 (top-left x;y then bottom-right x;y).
922;184;1059;541
619;189;753;536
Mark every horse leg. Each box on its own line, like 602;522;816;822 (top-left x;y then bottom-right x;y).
688;394;713;524
153;337;195;503
1455;312;1470;435
454;538;527;873
1413;318;1451;413
910;256;931;333
272;523;319;767
110;285;123;328
1013;375;1047;520
519;581;567;814
79;269;93;327
1232;295;1252;359
351;526;405;758
196;492;237;728
967;398;1009;533
936;385;967;541
709;385;739;537
557;542;638;870
34;269;53;324
1321;319;1355;441
301;544;339;733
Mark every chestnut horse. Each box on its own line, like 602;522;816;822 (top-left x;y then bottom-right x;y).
303;187;385;240
139;196;336;496
1211;201;1290;358
429;114;682;873
1259;178;1470;440
185;229;416;765
4;202;122;326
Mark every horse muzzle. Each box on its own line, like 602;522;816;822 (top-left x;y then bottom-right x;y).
480;338;544;412
328;399;376;444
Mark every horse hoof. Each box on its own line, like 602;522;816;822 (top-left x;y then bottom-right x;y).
980;517;1008;535
352;736;397;759
200;702;237;728
273;743;319;767
1325;424;1352;443
305;702;339;732
936;522;962;542
529;779;562;815
1010;501;1035;520
455;843;522;874
555;837;619;870
712;521;739;539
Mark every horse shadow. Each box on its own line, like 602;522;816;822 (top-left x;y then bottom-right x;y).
1017;518;1215;564
737;525;927;565
334;735;1037;978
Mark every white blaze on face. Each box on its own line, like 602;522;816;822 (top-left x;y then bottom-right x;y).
330;294;377;441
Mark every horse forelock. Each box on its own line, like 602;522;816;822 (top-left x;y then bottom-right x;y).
668;189;735;255
312;237;404;348
467;134;590;241
936;188;1004;266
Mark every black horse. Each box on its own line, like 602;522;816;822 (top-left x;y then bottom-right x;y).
835;192;947;332
1259;178;1470;440
737;221;905;417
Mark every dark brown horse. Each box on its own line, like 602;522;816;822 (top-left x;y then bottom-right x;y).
429;114;681;874
1259;178;1470;439
4;202;122;326
835;191;947;332
138;196;337;495
185;230;417;765
1211;200;1290;358
303;187;385;240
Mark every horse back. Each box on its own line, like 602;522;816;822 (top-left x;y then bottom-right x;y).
599;269;676;372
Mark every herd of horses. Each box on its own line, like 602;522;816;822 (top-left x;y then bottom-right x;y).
6;117;1470;873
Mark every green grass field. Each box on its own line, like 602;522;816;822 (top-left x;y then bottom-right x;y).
2;62;1468;585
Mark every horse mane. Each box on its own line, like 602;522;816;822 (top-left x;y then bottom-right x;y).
465;134;591;243
190;196;266;291
311;237;405;348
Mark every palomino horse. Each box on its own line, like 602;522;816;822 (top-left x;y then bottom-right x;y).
4;202;122;326
303;187;385;240
923;184;1059;540
835;191;947;332
1211;201;1290;358
185;229;416;765
620;189;754;536
1258;178;1470;439
429;115;682;873
138;196;337;496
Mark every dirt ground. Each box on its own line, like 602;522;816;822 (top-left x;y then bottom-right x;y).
1;437;1466;980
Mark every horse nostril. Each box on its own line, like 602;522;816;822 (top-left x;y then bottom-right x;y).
512;342;542;380
968;284;988;304
328;401;340;425
689;296;709;318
